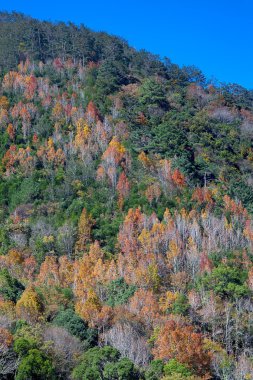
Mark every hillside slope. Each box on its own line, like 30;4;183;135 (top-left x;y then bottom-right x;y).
1;12;253;380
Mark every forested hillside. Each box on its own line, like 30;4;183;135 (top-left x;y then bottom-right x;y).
1;12;253;380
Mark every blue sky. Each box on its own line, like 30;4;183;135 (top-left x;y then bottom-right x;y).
1;0;253;89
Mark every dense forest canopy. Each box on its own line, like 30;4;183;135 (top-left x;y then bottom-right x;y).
1;11;253;380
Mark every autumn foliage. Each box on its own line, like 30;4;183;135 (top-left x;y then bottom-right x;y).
0;21;253;378
153;320;211;376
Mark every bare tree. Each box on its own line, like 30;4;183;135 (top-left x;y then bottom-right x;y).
43;325;82;379
56;222;76;258
0;344;18;378
103;321;151;367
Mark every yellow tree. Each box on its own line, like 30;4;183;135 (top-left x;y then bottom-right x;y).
74;118;90;160
0;95;9;110
74;242;111;326
36;256;60;287
16;286;44;323
75;208;94;254
75;289;102;327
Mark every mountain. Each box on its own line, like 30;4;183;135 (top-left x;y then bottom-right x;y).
1;11;253;380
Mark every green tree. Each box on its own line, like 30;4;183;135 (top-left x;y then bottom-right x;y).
104;357;140;380
198;264;249;299
164;359;193;377
14;337;37;357
53;308;97;347
72;346;141;380
0;268;24;302
171;294;189;316
105;278;136;307
145;359;164;380
139;78;167;108
15;349;56;380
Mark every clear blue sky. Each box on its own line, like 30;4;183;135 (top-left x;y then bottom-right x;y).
1;0;253;89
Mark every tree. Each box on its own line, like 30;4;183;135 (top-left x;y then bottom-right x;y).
118;208;144;256
145;183;161;205
0;268;24;302
0;328;17;379
57;223;76;258
157;159;185;194
171;169;186;188
6;123;15;140
98;137;127;191
145;360;164;380
72;346;119;380
153;320;211;376
15;349;56;380
198;264;250;299
0;95;9;109
16;286;44;323
128;289;160;328
105;277;136;307
53;308;97;347
37;138;65;170
164;359;193;377
73;117;90;161
75;289;102;327
85;101;100;123
42;326;82;379
75;208;94;254
37;256;60;287
103;357;140;380
73;242;109;326
103;321;151;366
0;298;16;321
36;255;73;289
160;292;189;316
139;78;167;108
117;172;130;209
96;58;128;98
72;346;141;380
